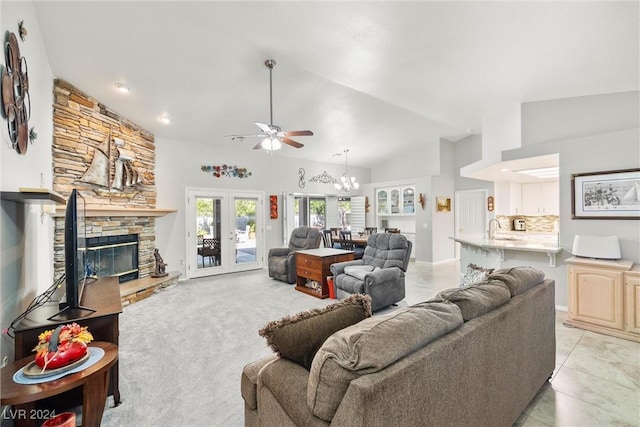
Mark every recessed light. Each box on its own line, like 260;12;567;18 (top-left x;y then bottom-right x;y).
159;115;170;124
501;168;510;172
466;129;474;134
115;83;130;93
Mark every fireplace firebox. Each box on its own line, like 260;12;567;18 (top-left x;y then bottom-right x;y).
85;234;139;283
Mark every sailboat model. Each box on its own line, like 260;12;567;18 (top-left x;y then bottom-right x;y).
79;130;143;197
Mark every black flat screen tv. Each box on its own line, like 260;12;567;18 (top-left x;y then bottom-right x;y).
49;189;95;320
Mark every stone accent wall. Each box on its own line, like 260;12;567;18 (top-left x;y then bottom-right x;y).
52;79;156;207
51;79;158;280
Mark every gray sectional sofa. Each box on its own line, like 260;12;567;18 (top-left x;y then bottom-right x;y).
242;266;556;427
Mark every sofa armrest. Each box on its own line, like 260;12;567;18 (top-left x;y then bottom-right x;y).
241;354;279;410
364;267;402;287
269;247;290;258
330;259;365;276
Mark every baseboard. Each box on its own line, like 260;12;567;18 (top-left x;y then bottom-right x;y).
413;258;458;266
555;305;568;312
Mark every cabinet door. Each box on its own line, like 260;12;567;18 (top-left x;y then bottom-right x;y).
402;186;415;214
624;272;640;335
509;183;522;215
541;181;559;215
521;183;541;215
569;266;624;330
390;188;400;214
377;190;388;215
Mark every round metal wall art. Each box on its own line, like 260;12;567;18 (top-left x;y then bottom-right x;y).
1;32;31;154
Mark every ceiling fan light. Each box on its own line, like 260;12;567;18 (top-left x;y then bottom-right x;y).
261;137;281;151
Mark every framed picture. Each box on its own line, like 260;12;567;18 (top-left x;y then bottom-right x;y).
436;196;451;212
571;168;640;219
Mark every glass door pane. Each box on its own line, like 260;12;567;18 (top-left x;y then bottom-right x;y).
234;197;257;265
196;196;222;270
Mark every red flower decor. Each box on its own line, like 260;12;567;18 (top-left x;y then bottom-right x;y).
32;323;93;370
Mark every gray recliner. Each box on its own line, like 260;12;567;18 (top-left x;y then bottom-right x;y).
268;227;322;283
330;233;412;311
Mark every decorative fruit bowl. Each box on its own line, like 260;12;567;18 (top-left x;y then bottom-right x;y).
32;323;93;371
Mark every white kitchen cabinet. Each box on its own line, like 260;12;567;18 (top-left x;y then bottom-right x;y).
509;183;522;214
521;181;558;215
376;185;415;217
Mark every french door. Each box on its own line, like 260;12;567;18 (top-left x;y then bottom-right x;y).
186;188;264;278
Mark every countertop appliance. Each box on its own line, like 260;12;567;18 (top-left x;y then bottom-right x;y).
513;219;526;231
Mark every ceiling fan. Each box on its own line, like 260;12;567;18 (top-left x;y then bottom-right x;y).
225;59;313;150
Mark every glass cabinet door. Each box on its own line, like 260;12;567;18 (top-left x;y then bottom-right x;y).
402;186;415;214
377;190;388;215
390;188;400;214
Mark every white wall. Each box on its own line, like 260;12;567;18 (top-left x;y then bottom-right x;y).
431;140;456;263
1;0;55;364
154;136;371;278
501;92;640;306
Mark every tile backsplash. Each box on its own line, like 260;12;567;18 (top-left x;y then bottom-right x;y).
496;215;559;233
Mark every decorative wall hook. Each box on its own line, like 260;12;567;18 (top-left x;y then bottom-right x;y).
419;193;426;210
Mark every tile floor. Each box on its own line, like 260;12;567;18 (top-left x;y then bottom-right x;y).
404;261;640;427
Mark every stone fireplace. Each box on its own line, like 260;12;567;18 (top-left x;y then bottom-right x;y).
54;215;156;281
86;233;139;283
51;79;160;282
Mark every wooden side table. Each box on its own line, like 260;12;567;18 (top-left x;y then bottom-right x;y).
295;248;354;298
1;342;118;427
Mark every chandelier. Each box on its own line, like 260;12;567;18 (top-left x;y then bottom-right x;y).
334;149;359;192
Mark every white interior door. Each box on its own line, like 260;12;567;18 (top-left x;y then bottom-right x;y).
186;189;264;278
454;189;488;258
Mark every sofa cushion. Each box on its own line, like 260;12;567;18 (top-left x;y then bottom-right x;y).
459;263;494;287
344;265;378;280
307;302;463;421
429;280;511;321
488;266;545;297
258;294;372;370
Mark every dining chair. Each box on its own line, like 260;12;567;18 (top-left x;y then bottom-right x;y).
198;237;221;267
322;229;335;248
339;230;364;259
365;227;378;235
385;228;401;234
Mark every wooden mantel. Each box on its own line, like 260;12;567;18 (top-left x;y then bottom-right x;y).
53;206;177;218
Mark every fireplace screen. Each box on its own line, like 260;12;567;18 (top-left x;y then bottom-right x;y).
85;234;139;283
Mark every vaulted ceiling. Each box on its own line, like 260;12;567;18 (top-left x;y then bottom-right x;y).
33;1;639;168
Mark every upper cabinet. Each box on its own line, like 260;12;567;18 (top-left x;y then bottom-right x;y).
377;190;389;215
521;182;559;215
376;185;415;216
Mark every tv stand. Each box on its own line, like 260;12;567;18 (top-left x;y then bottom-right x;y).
13;276;122;404
47;305;96;322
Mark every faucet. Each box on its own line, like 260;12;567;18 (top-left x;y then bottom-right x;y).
488;219;501;240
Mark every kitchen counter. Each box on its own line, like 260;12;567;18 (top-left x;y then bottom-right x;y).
450;235;563;267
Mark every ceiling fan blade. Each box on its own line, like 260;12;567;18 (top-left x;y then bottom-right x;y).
255;122;275;134
284;130;314;137
252;141;264;150
281;137;304;148
225;134;266;140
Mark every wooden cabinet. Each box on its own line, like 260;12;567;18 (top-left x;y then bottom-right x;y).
295;248;354;299
521;181;559;215
625;271;640;335
565;257;638;342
